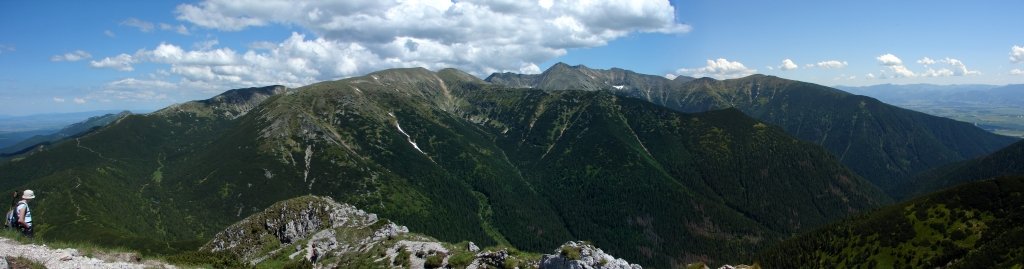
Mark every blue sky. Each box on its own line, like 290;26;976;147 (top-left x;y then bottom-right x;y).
1;0;1023;115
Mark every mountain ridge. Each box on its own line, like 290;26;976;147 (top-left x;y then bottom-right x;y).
485;64;1019;191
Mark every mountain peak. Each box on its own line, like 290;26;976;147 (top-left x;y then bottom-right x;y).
544;62;592;74
156;85;289;118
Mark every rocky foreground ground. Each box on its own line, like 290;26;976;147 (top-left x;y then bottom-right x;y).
0;238;174;269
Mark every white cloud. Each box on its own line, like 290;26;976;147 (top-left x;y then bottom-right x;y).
121;18;155;32
160;23;191;35
779;59;797;71
664;73;677;80
73;98;86;104
876;53;903;66
920;58;980;77
875;53;913;78
940;58;980;76
812;60;848;69
917;57;936;66
866;73;876;79
50;50;92;62
53;97;65;103
90;54;136;71
674;58;756;79
920;68;954;77
888;65;916;78
104;30;116;38
1011;45;1024;63
1012;69;1024;75
173;0;690;76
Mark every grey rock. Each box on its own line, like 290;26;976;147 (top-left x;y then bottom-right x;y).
539;241;641;269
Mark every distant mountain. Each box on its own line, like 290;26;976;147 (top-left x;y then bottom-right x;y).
837;83;1024;107
487;64;1019;191
0;111;131;156
0;110;129;148
0;68;886;267
755;176;1024;268
0;129;56;150
837;84;1024;138
896;139;1024;200
0;110;127;133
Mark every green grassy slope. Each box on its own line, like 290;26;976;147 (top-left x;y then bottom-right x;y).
756;176;1024;268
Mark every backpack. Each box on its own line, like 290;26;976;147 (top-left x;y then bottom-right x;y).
5;201;25;229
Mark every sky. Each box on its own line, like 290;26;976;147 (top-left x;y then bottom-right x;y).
1;0;1023;115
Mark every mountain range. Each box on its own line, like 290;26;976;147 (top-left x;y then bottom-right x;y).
487;64;1019;191
0;67;894;267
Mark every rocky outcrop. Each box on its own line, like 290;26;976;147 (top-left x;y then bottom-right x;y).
202;195;385;262
203;195;646;269
539;241;642;269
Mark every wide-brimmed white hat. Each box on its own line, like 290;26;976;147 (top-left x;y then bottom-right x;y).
22;190;35;199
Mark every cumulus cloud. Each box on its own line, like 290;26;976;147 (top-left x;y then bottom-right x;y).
1012;69;1024;75
673;58;756;79
50;50;92;62
53;97;65;103
810;60;848;69
876;53;903;66
172;0;690;76
779;59;797;71
90;54;136;71
940;58;979;76
1011;45;1024;63
875;53;914;78
73;98;86;104
121;18;155;32
920;58;980;77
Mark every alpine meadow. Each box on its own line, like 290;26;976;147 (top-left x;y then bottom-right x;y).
1;1;1023;268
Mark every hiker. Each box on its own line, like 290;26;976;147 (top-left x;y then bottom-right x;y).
16;190;34;238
